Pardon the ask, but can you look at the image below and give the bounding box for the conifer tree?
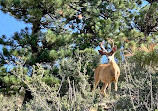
[0,1,158,110]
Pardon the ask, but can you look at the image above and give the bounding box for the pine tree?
[0,0,158,110]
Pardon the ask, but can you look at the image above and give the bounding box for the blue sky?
[0,10,32,53]
[0,10,108,63]
[0,0,149,36]
[0,10,32,37]
[0,0,149,38]
[0,1,149,64]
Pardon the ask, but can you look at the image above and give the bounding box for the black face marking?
[98,49,115,56]
[98,50,106,55]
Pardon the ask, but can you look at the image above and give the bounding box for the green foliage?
[130,50,158,67]
[117,61,158,110]
[0,50,158,110]
[0,94,17,110]
[49,49,58,60]
[42,75,60,86]
[0,0,158,110]
[115,96,133,110]
[2,46,10,56]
